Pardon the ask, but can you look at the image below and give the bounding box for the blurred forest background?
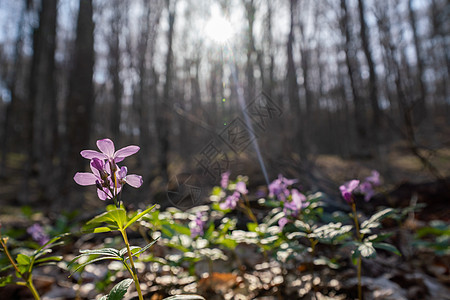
[0,0,449,211]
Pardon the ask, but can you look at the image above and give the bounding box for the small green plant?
[71,138,204,300]
[0,228,68,300]
[339,172,401,300]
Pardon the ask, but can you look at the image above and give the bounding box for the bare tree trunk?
[109,0,123,141]
[357,0,381,145]
[26,0,58,203]
[0,2,27,179]
[244,0,256,102]
[266,0,275,100]
[408,0,427,123]
[156,0,177,182]
[286,0,303,156]
[63,0,95,208]
[340,0,368,153]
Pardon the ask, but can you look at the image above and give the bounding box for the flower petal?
[118,166,128,179]
[235,181,248,195]
[347,180,360,192]
[89,162,101,178]
[97,139,115,158]
[80,150,107,160]
[125,174,143,188]
[114,145,140,160]
[97,188,108,200]
[74,172,97,186]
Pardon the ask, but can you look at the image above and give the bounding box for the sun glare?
[205,15,233,44]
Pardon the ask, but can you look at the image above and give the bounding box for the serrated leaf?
[163,295,206,300]
[108,278,134,300]
[124,205,156,230]
[373,242,401,256]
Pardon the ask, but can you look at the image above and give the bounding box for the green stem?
[0,237,40,300]
[351,202,362,300]
[26,276,40,300]
[242,195,258,224]
[120,229,143,300]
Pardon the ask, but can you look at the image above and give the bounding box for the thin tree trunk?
[358,0,381,143]
[408,0,427,123]
[64,0,95,208]
[341,0,367,152]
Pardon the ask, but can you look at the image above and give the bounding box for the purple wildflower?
[80,138,140,164]
[235,181,248,195]
[358,181,375,202]
[117,166,143,188]
[220,191,240,210]
[221,171,230,189]
[74,159,116,200]
[74,139,143,202]
[190,212,205,238]
[269,174,297,201]
[27,224,49,246]
[365,170,381,186]
[278,217,289,230]
[339,180,360,203]
[284,189,307,217]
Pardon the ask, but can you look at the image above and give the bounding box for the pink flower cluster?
[74,139,143,201]
[269,175,308,230]
[190,212,206,238]
[339,170,381,203]
[219,172,248,210]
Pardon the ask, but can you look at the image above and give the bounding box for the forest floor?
[0,140,450,299]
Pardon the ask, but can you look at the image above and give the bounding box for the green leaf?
[126,239,159,260]
[366,232,394,243]
[119,246,141,258]
[69,256,122,275]
[170,223,191,236]
[34,256,63,265]
[361,208,394,229]
[85,209,127,232]
[34,233,69,258]
[124,205,156,230]
[0,275,13,287]
[358,242,376,258]
[79,248,121,257]
[373,242,401,256]
[247,222,258,232]
[16,253,31,265]
[69,248,121,267]
[16,253,31,274]
[108,278,134,300]
[163,295,206,300]
[93,227,114,233]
